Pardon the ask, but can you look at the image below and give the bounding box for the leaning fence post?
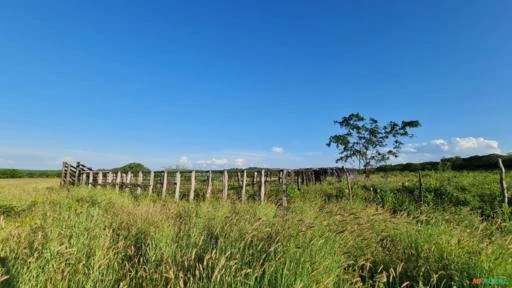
[242,170,247,203]
[260,169,266,203]
[223,170,228,201]
[148,171,154,195]
[162,171,168,198]
[65,163,71,188]
[189,171,195,202]
[498,158,508,208]
[60,161,67,187]
[206,170,212,200]
[174,171,180,201]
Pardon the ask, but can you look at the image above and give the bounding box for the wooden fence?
[60,161,349,205]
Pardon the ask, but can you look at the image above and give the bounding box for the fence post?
[60,161,67,187]
[74,161,81,187]
[81,173,86,186]
[418,171,424,205]
[65,163,71,188]
[237,170,242,186]
[260,169,265,203]
[88,171,93,189]
[498,158,508,208]
[343,167,352,203]
[125,172,132,192]
[206,170,212,200]
[162,171,168,198]
[282,169,288,208]
[190,171,195,202]
[97,171,103,188]
[115,171,121,192]
[297,170,302,192]
[175,171,180,201]
[242,170,247,203]
[106,172,112,186]
[223,170,228,201]
[137,171,143,195]
[253,171,257,189]
[149,171,154,195]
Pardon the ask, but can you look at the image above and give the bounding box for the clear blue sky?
[1,1,511,169]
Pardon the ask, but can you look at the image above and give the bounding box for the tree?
[112,162,150,173]
[326,113,421,176]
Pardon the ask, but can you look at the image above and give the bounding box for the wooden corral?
[60,161,353,205]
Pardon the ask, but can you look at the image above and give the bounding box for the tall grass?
[0,175,511,287]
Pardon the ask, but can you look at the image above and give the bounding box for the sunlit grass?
[0,176,511,287]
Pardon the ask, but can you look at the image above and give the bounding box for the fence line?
[60,161,348,204]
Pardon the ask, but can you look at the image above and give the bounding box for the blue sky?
[1,1,511,170]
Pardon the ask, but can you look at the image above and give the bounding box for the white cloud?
[196,158,228,165]
[452,137,499,152]
[430,139,449,151]
[233,158,246,167]
[397,136,502,163]
[271,146,284,153]
[179,156,190,166]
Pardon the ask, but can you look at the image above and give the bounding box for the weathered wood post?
[281,169,288,208]
[189,171,195,202]
[252,171,257,190]
[125,172,132,192]
[65,163,71,188]
[148,171,154,195]
[97,171,103,188]
[242,170,247,203]
[107,172,113,186]
[174,171,180,201]
[297,170,302,192]
[74,161,81,187]
[115,171,121,192]
[60,161,67,187]
[418,171,424,205]
[223,170,228,201]
[81,173,87,186]
[343,166,353,203]
[162,170,168,198]
[237,170,242,186]
[88,171,93,189]
[206,170,212,200]
[137,171,143,195]
[260,169,265,203]
[498,158,508,208]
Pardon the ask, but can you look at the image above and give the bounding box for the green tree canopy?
[112,162,150,173]
[326,113,421,175]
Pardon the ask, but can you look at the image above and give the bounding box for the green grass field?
[1,173,511,287]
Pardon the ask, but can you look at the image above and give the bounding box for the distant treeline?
[0,169,61,179]
[377,154,512,172]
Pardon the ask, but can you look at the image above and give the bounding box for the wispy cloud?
[271,146,284,153]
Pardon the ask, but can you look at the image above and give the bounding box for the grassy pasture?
[0,173,511,287]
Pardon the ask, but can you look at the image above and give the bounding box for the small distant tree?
[326,113,421,176]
